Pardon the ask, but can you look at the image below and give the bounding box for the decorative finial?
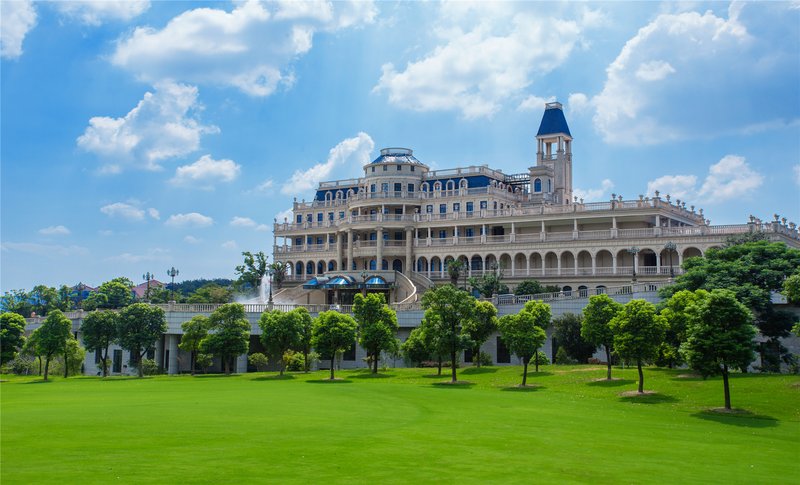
[654,190,660,197]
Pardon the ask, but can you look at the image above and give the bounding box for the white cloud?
[184,235,201,244]
[38,225,70,236]
[248,178,274,195]
[567,92,590,116]
[77,81,218,172]
[165,212,214,228]
[148,208,160,220]
[230,216,257,228]
[171,154,240,189]
[275,208,293,222]
[221,240,238,250]
[1,242,88,257]
[106,247,170,264]
[1,0,37,59]
[646,155,763,203]
[111,1,376,96]
[100,202,146,221]
[374,7,585,119]
[589,4,800,144]
[574,179,614,202]
[517,95,555,112]
[282,132,374,195]
[56,1,149,26]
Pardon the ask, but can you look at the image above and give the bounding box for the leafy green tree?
[56,337,85,378]
[248,352,269,372]
[421,284,476,383]
[402,326,432,367]
[259,309,302,375]
[118,303,167,377]
[312,310,358,380]
[581,294,623,380]
[201,303,250,375]
[609,300,667,394]
[552,313,595,363]
[292,307,314,372]
[84,277,134,310]
[32,310,72,380]
[81,311,119,377]
[1,312,27,364]
[187,284,233,304]
[0,289,33,317]
[353,293,399,374]
[235,251,269,293]
[469,266,509,298]
[446,259,466,286]
[30,285,59,316]
[784,274,800,304]
[180,315,210,375]
[498,312,547,386]
[21,330,43,375]
[681,289,757,410]
[462,300,498,367]
[514,280,561,296]
[269,262,288,290]
[196,353,213,373]
[518,300,552,372]
[656,290,703,368]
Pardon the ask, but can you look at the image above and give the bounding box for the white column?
[154,336,164,370]
[405,228,413,274]
[526,256,531,276]
[168,334,178,375]
[656,252,661,274]
[335,232,342,271]
[376,227,384,270]
[236,354,248,374]
[346,229,354,271]
[591,253,596,276]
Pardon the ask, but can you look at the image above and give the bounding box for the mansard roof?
[536,102,571,137]
[370,147,426,166]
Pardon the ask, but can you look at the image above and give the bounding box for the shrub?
[476,351,492,366]
[5,356,36,375]
[139,358,159,376]
[533,351,550,366]
[248,352,269,372]
[555,347,576,365]
[284,350,319,371]
[196,353,213,373]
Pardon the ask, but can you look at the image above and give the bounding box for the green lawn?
[2,366,798,484]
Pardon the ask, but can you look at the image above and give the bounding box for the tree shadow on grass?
[692,410,778,428]
[253,374,295,381]
[430,381,475,389]
[461,367,498,375]
[193,374,238,378]
[306,378,353,384]
[618,392,680,404]
[586,378,635,387]
[525,371,553,377]
[22,379,53,384]
[350,372,395,379]
[422,373,448,379]
[500,384,545,392]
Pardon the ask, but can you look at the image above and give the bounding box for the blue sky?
[2,0,799,292]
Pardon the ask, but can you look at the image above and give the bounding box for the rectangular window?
[129,350,140,366]
[295,237,302,246]
[95,349,102,364]
[307,236,314,244]
[316,237,323,245]
[306,214,312,222]
[439,204,446,214]
[408,183,415,193]
[381,183,389,192]
[395,208,402,215]
[397,164,402,171]
[465,228,474,237]
[439,230,447,239]
[352,210,358,217]
[453,203,460,212]
[329,235,335,243]
[464,348,473,363]
[317,213,323,222]
[296,214,302,223]
[339,211,345,219]
[426,205,433,213]
[370,184,376,193]
[394,183,402,192]
[370,232,377,241]
[343,341,357,361]
[466,202,474,212]
[496,336,511,364]
[371,166,375,173]
[383,165,388,171]
[113,349,122,373]
[328,212,334,221]
[480,201,488,209]
[410,165,415,172]
[395,231,403,240]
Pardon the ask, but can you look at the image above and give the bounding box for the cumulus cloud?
[111,1,376,96]
[230,216,269,231]
[517,95,556,112]
[589,3,800,144]
[77,81,218,172]
[374,6,589,119]
[100,202,145,221]
[221,240,238,250]
[574,179,614,202]
[184,235,201,244]
[646,155,763,203]
[38,225,70,236]
[171,155,240,189]
[148,208,160,220]
[1,242,88,257]
[567,92,590,116]
[275,208,293,222]
[1,0,37,59]
[165,212,214,228]
[282,132,374,195]
[56,1,149,26]
[247,178,274,195]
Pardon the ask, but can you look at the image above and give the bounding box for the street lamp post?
[267,268,275,309]
[142,271,153,302]
[627,246,640,284]
[664,242,677,281]
[167,266,180,302]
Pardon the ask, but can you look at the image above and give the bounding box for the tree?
[552,313,595,363]
[187,284,233,304]
[784,273,800,304]
[514,280,560,296]
[179,315,210,375]
[681,289,757,410]
[609,299,667,394]
[446,259,466,286]
[312,310,358,380]
[30,285,62,316]
[469,266,509,298]
[81,311,119,377]
[517,300,552,372]
[235,251,269,293]
[402,326,432,367]
[581,294,623,380]
[202,303,250,375]
[657,290,704,369]
[421,284,475,383]
[1,312,27,364]
[498,309,548,385]
[84,277,134,310]
[57,337,85,378]
[353,293,399,373]
[248,352,269,372]
[118,303,167,378]
[1,289,33,317]
[269,261,288,290]
[294,307,314,372]
[462,300,498,367]
[32,310,72,380]
[259,309,302,375]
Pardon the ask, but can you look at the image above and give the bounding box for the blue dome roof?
[370,147,425,165]
[536,102,571,137]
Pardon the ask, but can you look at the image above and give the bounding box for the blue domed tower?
[529,102,573,205]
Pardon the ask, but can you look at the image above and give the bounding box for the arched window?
[596,285,606,294]
[328,261,335,271]
[460,179,468,189]
[369,260,377,270]
[562,285,572,296]
[382,259,389,270]
[306,262,314,275]
[578,285,588,297]
[317,261,325,274]
[434,181,442,191]
[295,262,303,275]
[422,182,429,192]
[336,191,342,200]
[548,179,552,192]
[392,259,403,272]
[446,180,455,191]
[534,178,542,192]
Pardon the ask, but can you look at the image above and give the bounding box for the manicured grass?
[2,366,798,484]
